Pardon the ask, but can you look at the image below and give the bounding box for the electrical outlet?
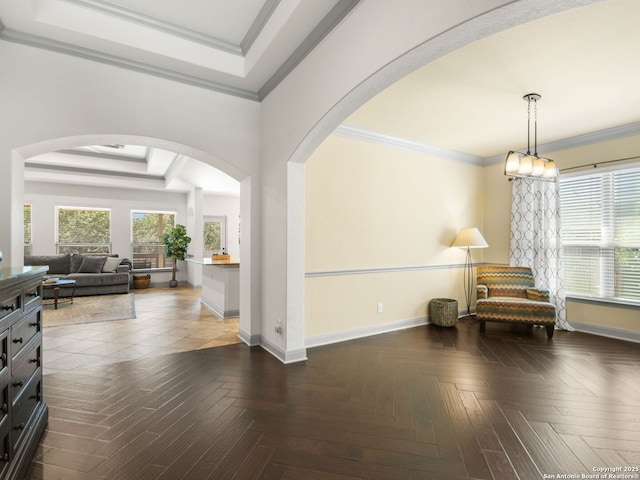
[377,303,383,313]
[274,326,283,334]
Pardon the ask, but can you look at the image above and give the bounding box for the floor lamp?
[451,227,488,318]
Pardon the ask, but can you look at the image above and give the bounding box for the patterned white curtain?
[510,177,572,330]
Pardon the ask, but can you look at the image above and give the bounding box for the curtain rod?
[560,155,640,172]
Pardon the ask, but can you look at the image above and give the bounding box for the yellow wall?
[482,162,511,264]
[305,135,486,342]
[306,132,640,344]
[568,300,639,332]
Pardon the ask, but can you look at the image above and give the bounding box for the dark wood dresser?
[0,266,48,480]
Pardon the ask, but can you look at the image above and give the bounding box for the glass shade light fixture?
[504,93,558,181]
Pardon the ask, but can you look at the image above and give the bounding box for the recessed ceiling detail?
[0,0,360,100]
[25,145,241,196]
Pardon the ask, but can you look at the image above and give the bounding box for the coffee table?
[43,279,77,309]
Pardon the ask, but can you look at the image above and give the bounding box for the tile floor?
[41,286,240,375]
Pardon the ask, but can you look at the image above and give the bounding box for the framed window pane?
[560,166,640,303]
[562,246,601,297]
[131,211,175,269]
[57,207,111,254]
[615,247,640,300]
[24,204,32,256]
[204,216,226,256]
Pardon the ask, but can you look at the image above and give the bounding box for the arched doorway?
[16,133,257,347]
[280,0,603,359]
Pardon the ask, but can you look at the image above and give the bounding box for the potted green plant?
[162,224,191,288]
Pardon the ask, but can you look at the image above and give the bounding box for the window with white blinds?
[559,166,640,303]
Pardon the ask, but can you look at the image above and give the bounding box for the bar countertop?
[0,265,49,286]
[186,258,240,267]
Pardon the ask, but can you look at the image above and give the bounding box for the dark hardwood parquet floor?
[26,313,640,479]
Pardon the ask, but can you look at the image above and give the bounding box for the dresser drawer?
[0,331,8,428]
[0,382,8,426]
[0,289,21,331]
[11,369,41,451]
[0,329,8,377]
[0,414,10,469]
[10,309,41,359]
[11,338,40,400]
[22,280,42,314]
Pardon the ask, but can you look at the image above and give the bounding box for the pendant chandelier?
[504,93,558,180]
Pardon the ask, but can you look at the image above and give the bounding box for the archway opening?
[18,133,256,365]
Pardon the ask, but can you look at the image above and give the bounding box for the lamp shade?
[451,227,488,248]
[543,159,558,177]
[505,151,520,174]
[518,155,534,174]
[531,156,545,176]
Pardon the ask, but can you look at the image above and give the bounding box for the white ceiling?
[3,0,640,193]
[0,0,356,195]
[346,0,640,163]
[0,0,355,99]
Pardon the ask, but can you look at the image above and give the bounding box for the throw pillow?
[70,254,85,273]
[78,256,107,273]
[102,256,122,273]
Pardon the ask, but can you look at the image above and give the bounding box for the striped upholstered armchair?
[476,265,556,338]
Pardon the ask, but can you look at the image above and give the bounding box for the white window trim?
[203,215,227,256]
[130,209,177,270]
[55,205,112,254]
[560,162,640,307]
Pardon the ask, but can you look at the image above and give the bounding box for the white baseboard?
[305,315,429,349]
[237,328,260,346]
[243,317,639,365]
[260,337,308,364]
[237,329,308,363]
[200,298,239,319]
[570,321,640,344]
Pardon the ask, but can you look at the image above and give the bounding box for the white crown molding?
[334,124,486,165]
[258,0,360,100]
[483,121,640,166]
[57,149,147,163]
[62,0,242,54]
[65,0,285,57]
[0,28,259,101]
[241,0,280,55]
[24,162,161,181]
[339,121,640,167]
[539,121,640,155]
